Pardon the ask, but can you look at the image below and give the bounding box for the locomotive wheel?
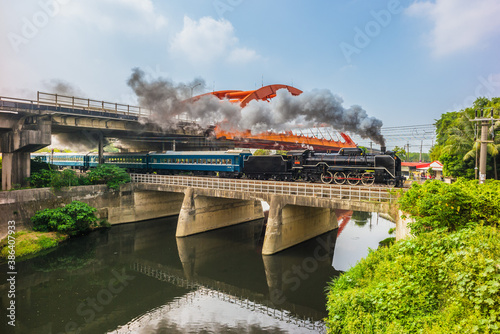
[361,172,375,186]
[321,171,334,184]
[347,172,360,185]
[333,172,346,185]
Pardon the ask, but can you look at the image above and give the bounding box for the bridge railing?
[0,96,40,112]
[37,91,151,117]
[36,91,199,122]
[130,173,397,203]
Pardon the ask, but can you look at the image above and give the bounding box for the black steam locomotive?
[243,147,404,187]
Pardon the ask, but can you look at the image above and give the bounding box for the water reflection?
[0,209,393,334]
[332,212,394,272]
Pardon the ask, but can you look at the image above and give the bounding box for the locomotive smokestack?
[381,146,386,154]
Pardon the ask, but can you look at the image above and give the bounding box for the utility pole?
[472,109,494,184]
[406,142,410,162]
[419,140,423,162]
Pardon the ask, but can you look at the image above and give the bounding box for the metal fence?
[130,173,397,203]
[37,91,150,117]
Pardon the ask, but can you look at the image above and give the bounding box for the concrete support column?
[176,187,264,237]
[1,117,51,190]
[1,152,30,190]
[98,132,104,164]
[107,184,184,224]
[262,196,338,255]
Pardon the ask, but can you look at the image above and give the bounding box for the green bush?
[87,164,131,190]
[326,225,500,334]
[28,169,56,188]
[51,169,78,189]
[28,164,129,190]
[398,179,500,235]
[31,157,53,174]
[31,201,98,236]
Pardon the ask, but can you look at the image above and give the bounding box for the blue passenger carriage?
[101,153,148,171]
[148,150,251,177]
[31,152,86,169]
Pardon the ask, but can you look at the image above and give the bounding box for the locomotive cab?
[286,150,309,168]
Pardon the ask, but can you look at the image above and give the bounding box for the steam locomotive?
[243,147,404,186]
[31,147,404,187]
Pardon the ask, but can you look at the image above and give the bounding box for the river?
[1,210,393,334]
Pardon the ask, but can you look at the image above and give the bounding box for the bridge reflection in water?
[0,209,374,333]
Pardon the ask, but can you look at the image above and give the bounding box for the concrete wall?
[395,210,412,241]
[0,184,184,240]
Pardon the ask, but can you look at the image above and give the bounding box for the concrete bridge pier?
[262,196,339,255]
[1,116,51,190]
[176,187,264,237]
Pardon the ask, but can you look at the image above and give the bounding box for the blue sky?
[1,0,499,135]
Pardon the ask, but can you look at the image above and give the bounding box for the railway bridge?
[0,92,220,190]
[128,174,396,255]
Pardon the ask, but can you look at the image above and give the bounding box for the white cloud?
[227,47,260,64]
[406,0,500,57]
[170,16,260,64]
[60,0,166,33]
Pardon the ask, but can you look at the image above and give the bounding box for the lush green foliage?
[86,164,131,189]
[326,225,500,334]
[432,97,499,179]
[31,201,99,236]
[30,157,53,173]
[392,146,430,162]
[28,164,129,190]
[28,169,56,188]
[398,179,500,235]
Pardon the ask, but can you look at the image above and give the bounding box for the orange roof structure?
[194,84,303,107]
[195,84,357,152]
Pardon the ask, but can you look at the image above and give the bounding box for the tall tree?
[432,97,499,179]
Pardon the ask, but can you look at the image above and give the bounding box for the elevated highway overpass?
[0,92,231,189]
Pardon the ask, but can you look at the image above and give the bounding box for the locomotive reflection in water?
[31,146,404,187]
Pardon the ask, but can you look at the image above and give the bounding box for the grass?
[0,231,68,261]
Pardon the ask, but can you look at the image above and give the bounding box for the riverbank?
[0,231,68,262]
[326,225,500,333]
[325,180,500,333]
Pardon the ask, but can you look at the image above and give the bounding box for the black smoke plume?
[127,68,240,129]
[43,79,86,97]
[127,68,385,146]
